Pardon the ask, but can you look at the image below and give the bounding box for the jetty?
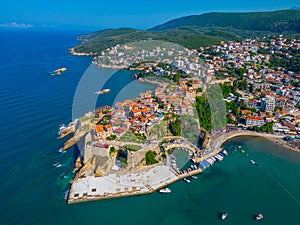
[58,126,75,139]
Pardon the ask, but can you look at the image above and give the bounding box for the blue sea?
[0,30,300,225]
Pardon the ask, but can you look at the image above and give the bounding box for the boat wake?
[58,148,66,154]
[53,162,63,168]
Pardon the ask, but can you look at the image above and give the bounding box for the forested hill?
[151,10,300,32]
[73,10,300,54]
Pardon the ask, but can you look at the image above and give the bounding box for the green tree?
[274,106,282,112]
[145,151,158,165]
[110,147,115,153]
[236,107,241,117]
[239,78,248,90]
[233,80,238,92]
[173,73,181,84]
[249,83,254,93]
[169,117,182,136]
[196,87,203,92]
[261,122,274,133]
[239,99,246,109]
[121,158,128,167]
[186,80,193,87]
[195,95,212,131]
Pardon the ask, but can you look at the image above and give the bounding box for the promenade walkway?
[68,163,178,203]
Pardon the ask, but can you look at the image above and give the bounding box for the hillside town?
[92,40,203,76]
[94,35,300,137]
[198,35,300,135]
[63,35,300,174]
[61,35,300,203]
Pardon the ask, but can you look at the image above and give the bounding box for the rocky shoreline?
[69,48,96,56]
[267,137,300,153]
[136,77,166,86]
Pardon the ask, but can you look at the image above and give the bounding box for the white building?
[262,97,275,112]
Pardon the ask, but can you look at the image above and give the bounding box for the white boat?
[250,160,257,165]
[191,175,197,179]
[53,162,60,166]
[53,162,62,168]
[95,88,111,95]
[206,158,214,165]
[215,154,223,161]
[183,178,191,183]
[159,188,171,193]
[222,149,228,156]
[58,124,66,135]
[190,165,197,170]
[221,212,228,220]
[255,213,264,220]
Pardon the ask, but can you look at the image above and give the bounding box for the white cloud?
[0,22,34,28]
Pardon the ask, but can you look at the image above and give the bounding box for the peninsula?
[60,11,300,203]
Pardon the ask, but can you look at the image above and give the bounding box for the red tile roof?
[93,143,109,148]
[246,116,264,121]
[131,108,141,113]
[95,125,104,133]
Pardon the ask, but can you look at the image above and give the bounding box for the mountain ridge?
[73,10,300,54]
[150,10,300,32]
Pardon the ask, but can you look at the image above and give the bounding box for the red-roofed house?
[129,108,141,118]
[115,127,126,134]
[246,116,265,127]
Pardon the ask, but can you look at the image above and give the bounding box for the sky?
[0,0,299,31]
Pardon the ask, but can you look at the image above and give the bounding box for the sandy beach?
[213,131,300,154]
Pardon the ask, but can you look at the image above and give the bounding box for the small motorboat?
[183,178,191,183]
[95,88,111,95]
[53,162,62,168]
[190,165,197,170]
[159,188,171,193]
[221,212,228,220]
[255,213,264,220]
[58,124,66,135]
[250,160,258,165]
[58,148,66,153]
[222,149,228,156]
[191,175,198,179]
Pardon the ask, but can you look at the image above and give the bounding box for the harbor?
[62,119,290,204]
[67,143,229,203]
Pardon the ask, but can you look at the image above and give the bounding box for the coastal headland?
[62,115,290,204]
[62,33,300,204]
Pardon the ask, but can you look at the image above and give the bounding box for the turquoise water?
[0,31,300,225]
[172,148,190,169]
